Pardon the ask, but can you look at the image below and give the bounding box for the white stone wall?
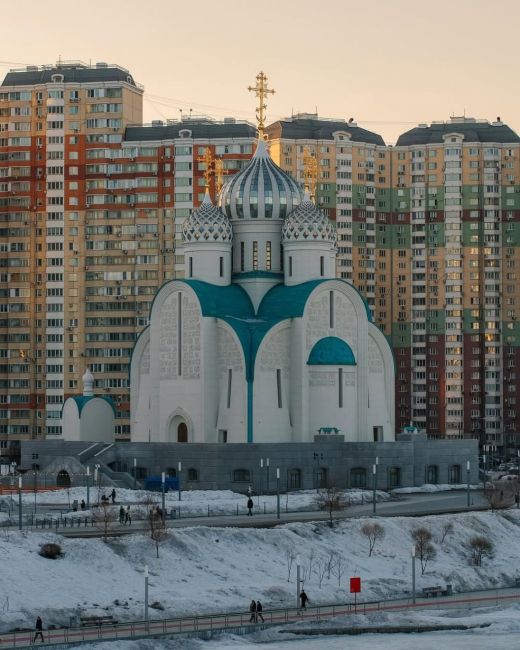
[307,367,358,439]
[215,324,247,442]
[62,398,114,443]
[254,325,292,441]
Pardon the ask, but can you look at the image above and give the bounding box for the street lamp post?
[18,475,22,530]
[296,554,301,608]
[466,460,471,508]
[372,456,379,515]
[266,458,270,494]
[178,461,182,502]
[133,457,137,491]
[161,471,166,521]
[86,466,90,510]
[144,565,149,630]
[33,470,37,515]
[276,467,280,519]
[411,545,416,605]
[260,458,264,494]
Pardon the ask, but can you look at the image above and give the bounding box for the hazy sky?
[2,0,519,143]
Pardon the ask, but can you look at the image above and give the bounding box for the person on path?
[33,616,44,643]
[125,505,132,525]
[119,505,125,525]
[249,599,257,623]
[110,488,116,504]
[247,497,254,516]
[300,589,309,609]
[256,600,264,623]
[80,499,86,511]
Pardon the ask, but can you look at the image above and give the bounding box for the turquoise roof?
[307,337,356,366]
[61,395,116,418]
[257,279,373,322]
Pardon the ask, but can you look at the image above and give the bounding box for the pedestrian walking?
[119,505,125,525]
[247,497,254,516]
[256,600,264,622]
[300,589,309,609]
[125,505,132,525]
[110,488,116,504]
[33,616,44,643]
[80,499,86,511]
[249,599,257,623]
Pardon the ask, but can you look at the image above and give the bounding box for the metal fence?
[1,589,520,649]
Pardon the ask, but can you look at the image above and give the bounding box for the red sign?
[350,577,361,593]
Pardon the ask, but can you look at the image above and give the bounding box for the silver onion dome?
[219,139,303,220]
[282,190,336,244]
[182,192,233,243]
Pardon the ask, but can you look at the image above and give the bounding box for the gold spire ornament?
[214,157,230,194]
[248,71,275,139]
[197,147,215,192]
[302,146,318,199]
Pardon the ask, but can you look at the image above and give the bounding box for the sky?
[1,0,519,143]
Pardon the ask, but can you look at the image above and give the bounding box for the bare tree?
[412,527,436,575]
[141,496,169,558]
[285,549,295,582]
[360,522,385,556]
[510,478,520,509]
[315,557,328,588]
[93,501,117,541]
[315,487,347,528]
[326,551,335,580]
[483,481,511,512]
[331,553,345,587]
[469,536,494,567]
[439,521,454,545]
[149,510,168,558]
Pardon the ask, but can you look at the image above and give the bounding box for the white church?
[128,138,395,445]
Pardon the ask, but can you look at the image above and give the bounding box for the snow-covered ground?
[392,483,480,494]
[1,486,392,517]
[1,504,520,637]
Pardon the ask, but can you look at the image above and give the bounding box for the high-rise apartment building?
[2,62,519,454]
[0,62,255,448]
[267,114,520,453]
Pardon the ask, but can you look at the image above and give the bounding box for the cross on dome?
[248,71,275,140]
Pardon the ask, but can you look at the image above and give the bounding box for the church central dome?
[219,139,303,220]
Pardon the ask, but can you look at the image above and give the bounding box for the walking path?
[1,586,519,649]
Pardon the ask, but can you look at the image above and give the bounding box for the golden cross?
[248,71,275,139]
[302,146,318,198]
[214,157,230,194]
[197,147,215,190]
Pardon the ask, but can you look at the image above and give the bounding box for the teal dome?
[307,337,356,366]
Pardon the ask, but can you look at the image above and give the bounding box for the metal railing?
[1,588,520,649]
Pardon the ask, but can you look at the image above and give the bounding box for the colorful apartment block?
[1,62,519,454]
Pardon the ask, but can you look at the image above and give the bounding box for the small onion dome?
[182,192,233,243]
[82,368,94,396]
[219,138,303,220]
[282,189,336,244]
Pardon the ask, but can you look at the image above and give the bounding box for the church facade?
[130,139,395,445]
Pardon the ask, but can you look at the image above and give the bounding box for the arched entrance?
[177,422,188,443]
[57,469,71,488]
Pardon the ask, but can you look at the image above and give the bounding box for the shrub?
[38,543,63,559]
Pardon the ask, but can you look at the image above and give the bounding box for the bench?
[80,615,118,627]
[422,586,444,598]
